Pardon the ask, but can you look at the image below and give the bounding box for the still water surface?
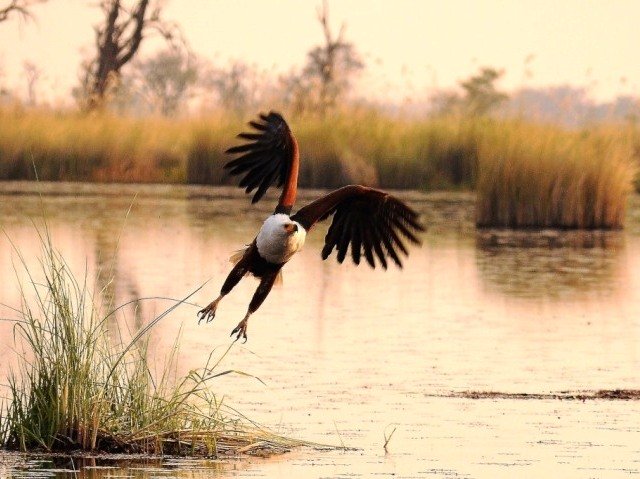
[0,182,639,478]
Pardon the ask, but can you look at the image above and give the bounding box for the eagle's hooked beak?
[283,223,298,234]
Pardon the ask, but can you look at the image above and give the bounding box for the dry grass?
[0,106,236,183]
[475,122,637,228]
[0,107,484,189]
[1,105,638,228]
[0,105,481,189]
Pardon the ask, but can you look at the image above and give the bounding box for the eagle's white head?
[256,214,306,264]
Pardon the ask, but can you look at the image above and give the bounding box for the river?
[0,182,638,478]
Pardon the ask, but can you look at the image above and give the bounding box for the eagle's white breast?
[256,214,306,264]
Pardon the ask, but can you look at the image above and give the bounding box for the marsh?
[0,182,638,478]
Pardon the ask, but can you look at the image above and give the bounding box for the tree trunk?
[86,0,150,110]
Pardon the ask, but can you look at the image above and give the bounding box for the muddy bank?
[432,389,640,401]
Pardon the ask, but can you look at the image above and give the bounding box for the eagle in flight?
[198,112,424,341]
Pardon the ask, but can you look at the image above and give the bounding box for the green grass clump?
[0,229,301,456]
[475,122,637,228]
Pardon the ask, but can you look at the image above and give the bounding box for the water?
[0,182,639,478]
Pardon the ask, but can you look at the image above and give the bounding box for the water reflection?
[1,454,229,478]
[1,183,639,478]
[93,215,145,330]
[475,229,625,299]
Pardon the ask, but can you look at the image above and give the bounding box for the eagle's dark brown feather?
[224,111,298,209]
[291,185,424,269]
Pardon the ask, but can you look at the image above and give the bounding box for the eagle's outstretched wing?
[291,185,424,269]
[224,111,299,212]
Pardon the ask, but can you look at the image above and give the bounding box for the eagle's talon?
[198,297,221,325]
[231,319,249,342]
[197,309,214,324]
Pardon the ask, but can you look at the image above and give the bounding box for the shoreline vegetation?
[0,227,308,457]
[0,105,637,228]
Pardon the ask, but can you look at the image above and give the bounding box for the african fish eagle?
[197,112,424,341]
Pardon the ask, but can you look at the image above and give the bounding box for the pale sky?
[0,0,638,105]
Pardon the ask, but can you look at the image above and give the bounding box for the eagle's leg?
[198,260,248,324]
[231,269,280,342]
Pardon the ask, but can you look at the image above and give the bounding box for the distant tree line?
[0,0,366,116]
[0,0,638,125]
[86,0,364,117]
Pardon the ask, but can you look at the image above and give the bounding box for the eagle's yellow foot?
[198,296,221,324]
[231,315,250,343]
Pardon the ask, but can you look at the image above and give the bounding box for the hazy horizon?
[0,0,638,106]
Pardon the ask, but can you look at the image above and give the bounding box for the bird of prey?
[197,112,424,341]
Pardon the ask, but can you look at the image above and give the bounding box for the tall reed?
[1,105,638,228]
[475,122,637,228]
[1,227,301,456]
[0,105,482,189]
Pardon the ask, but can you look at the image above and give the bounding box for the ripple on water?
[0,184,639,478]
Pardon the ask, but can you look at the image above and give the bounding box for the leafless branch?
[81,0,185,110]
[0,0,45,23]
[292,0,363,115]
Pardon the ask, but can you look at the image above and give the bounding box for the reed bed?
[0,106,236,184]
[0,228,304,456]
[0,105,480,189]
[475,122,637,228]
[1,105,638,228]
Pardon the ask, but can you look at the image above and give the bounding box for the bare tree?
[204,61,262,114]
[23,60,41,105]
[0,64,8,99]
[0,0,45,23]
[134,48,197,115]
[280,1,363,115]
[308,1,363,112]
[81,0,182,110]
[278,69,314,115]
